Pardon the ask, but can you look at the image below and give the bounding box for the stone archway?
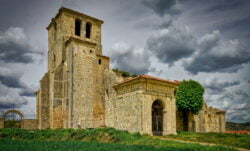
[3,109,24,128]
[152,100,163,136]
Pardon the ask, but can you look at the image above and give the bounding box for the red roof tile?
[115,74,179,86]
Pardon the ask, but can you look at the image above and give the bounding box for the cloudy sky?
[0,0,249,123]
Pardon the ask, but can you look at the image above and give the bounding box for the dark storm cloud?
[0,74,25,88]
[216,89,250,122]
[203,0,243,12]
[141,0,187,28]
[234,90,249,99]
[0,27,42,63]
[228,111,250,122]
[142,0,250,75]
[0,42,33,63]
[0,97,28,112]
[203,78,240,94]
[146,26,196,65]
[109,42,150,74]
[0,26,41,111]
[183,0,250,40]
[0,83,28,112]
[19,87,36,97]
[142,0,184,16]
[219,90,250,111]
[184,30,250,74]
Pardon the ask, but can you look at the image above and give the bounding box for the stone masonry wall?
[204,108,225,132]
[47,9,103,71]
[92,55,109,128]
[65,43,73,128]
[70,41,95,129]
[42,8,104,129]
[113,78,177,135]
[176,103,225,133]
[39,72,50,129]
[0,118,3,128]
[114,91,143,132]
[52,64,65,128]
[104,70,126,128]
[21,119,38,130]
[35,90,41,128]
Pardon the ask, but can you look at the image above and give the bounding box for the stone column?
[220,113,226,132]
[163,96,177,135]
[162,103,168,135]
[141,94,153,135]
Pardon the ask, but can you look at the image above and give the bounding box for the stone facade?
[0,110,38,129]
[0,118,3,128]
[35,7,226,135]
[109,75,178,135]
[21,119,38,130]
[176,103,226,133]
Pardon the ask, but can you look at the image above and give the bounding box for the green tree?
[176,80,205,114]
[175,80,205,131]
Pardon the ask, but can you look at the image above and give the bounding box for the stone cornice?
[96,54,110,60]
[47,7,104,30]
[114,75,178,89]
[65,37,97,47]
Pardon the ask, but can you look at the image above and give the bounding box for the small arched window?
[86,22,92,38]
[54,22,57,41]
[53,54,56,63]
[98,59,102,65]
[75,19,81,36]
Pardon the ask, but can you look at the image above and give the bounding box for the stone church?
[35,7,225,135]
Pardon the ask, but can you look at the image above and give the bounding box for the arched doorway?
[152,100,163,136]
[3,110,24,128]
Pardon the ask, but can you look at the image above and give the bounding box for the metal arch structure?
[2,109,24,121]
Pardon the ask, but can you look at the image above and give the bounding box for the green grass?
[163,131,250,149]
[0,139,179,151]
[0,128,236,151]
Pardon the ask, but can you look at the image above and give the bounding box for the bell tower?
[47,7,104,71]
[45,7,110,129]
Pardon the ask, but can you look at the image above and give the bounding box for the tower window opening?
[53,54,56,63]
[86,22,91,38]
[54,22,57,41]
[75,19,81,36]
[98,59,102,65]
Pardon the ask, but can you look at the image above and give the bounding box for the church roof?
[115,74,179,87]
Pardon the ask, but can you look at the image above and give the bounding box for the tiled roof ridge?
[115,74,179,86]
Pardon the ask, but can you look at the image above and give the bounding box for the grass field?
[163,131,250,149]
[0,139,235,151]
[0,128,237,151]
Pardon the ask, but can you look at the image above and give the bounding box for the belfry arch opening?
[54,22,57,41]
[75,19,81,36]
[86,22,91,38]
[152,100,163,136]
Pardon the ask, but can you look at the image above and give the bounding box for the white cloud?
[108,41,151,74]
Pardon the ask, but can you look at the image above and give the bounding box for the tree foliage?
[175,80,205,114]
[112,68,137,77]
